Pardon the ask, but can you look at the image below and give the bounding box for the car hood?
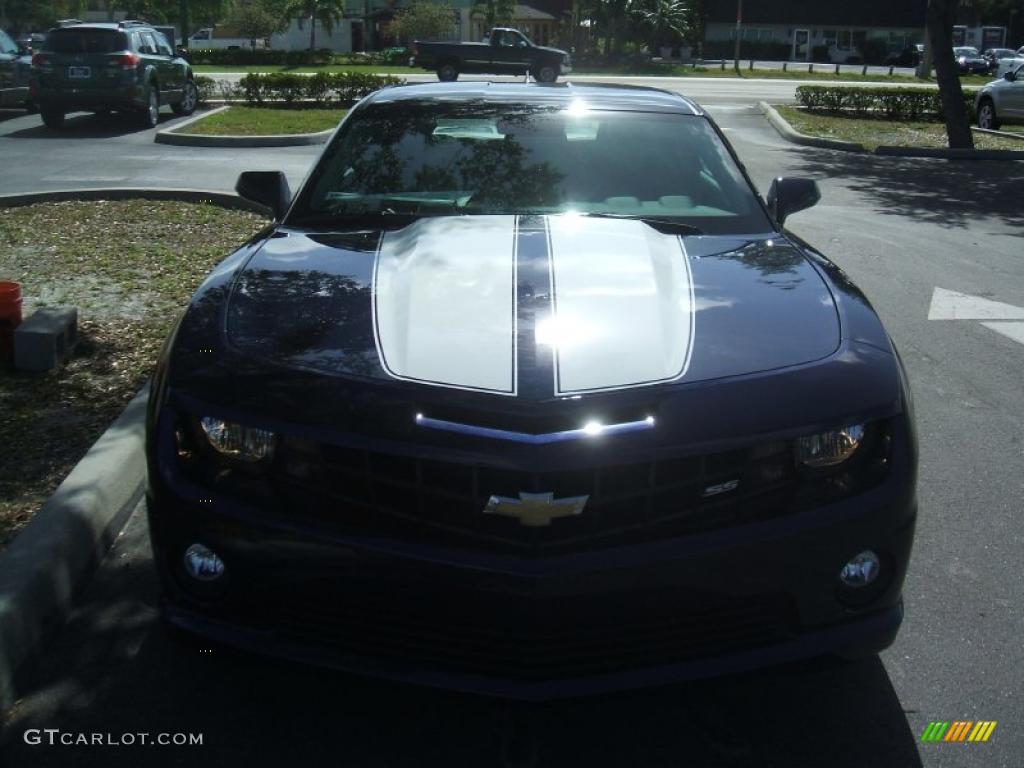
[222,216,840,399]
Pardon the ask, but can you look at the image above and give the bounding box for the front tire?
[977,99,1000,130]
[534,64,558,83]
[171,79,198,116]
[139,84,159,128]
[40,107,64,129]
[436,62,459,82]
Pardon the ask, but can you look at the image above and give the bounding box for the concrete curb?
[0,388,148,709]
[971,126,1024,141]
[155,105,334,147]
[0,187,272,218]
[0,187,272,710]
[760,101,1024,160]
[758,101,867,152]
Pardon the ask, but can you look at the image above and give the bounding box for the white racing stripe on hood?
[373,215,518,394]
[545,215,694,395]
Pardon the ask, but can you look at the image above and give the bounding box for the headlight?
[198,416,276,462]
[796,424,865,467]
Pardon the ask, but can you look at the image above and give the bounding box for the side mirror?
[766,177,820,226]
[1005,70,1016,81]
[236,171,291,219]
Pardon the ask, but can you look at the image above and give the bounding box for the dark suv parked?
[0,28,32,109]
[30,20,197,129]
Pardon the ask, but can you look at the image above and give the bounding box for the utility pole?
[733,0,742,73]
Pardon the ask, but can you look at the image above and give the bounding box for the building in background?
[702,0,931,63]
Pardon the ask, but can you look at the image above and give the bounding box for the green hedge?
[183,47,410,67]
[185,48,335,66]
[237,72,405,105]
[795,85,979,121]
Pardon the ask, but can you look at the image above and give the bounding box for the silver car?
[975,63,1024,130]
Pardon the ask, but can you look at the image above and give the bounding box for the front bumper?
[561,61,572,74]
[148,423,916,699]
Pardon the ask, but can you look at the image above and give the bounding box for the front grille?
[274,437,800,554]
[257,579,796,680]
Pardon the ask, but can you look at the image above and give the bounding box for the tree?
[282,0,348,51]
[926,0,974,148]
[110,0,167,22]
[472,0,515,34]
[388,2,457,43]
[227,0,284,48]
[1,0,84,31]
[633,0,691,52]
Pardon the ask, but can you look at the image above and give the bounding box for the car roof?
[47,23,145,32]
[362,82,703,116]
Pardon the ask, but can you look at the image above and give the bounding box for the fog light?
[183,543,225,581]
[839,550,880,588]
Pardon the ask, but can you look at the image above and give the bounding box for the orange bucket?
[0,281,23,369]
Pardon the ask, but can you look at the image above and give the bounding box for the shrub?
[194,75,217,104]
[236,72,405,106]
[183,48,335,66]
[795,85,978,122]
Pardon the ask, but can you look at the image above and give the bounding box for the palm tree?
[633,0,691,54]
[283,0,347,51]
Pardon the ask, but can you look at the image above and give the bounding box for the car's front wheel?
[534,64,558,83]
[171,79,198,116]
[40,107,64,129]
[977,98,1000,130]
[436,62,459,82]
[139,84,160,128]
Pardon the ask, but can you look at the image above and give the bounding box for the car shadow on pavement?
[779,147,1024,235]
[3,111,176,139]
[0,508,922,768]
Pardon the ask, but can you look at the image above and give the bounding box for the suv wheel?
[40,108,64,130]
[977,99,1000,130]
[172,80,198,116]
[534,65,558,83]
[437,63,459,82]
[140,85,159,128]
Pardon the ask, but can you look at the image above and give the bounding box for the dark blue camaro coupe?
[146,83,917,700]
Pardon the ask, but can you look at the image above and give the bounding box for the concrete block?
[14,307,78,372]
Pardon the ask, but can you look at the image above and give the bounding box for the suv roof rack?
[118,20,150,28]
[55,19,85,27]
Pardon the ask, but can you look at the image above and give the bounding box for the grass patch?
[0,200,267,549]
[176,106,346,136]
[774,104,1024,151]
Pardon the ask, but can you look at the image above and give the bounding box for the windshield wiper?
[578,213,703,236]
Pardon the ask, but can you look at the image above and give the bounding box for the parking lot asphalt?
[1,93,1022,767]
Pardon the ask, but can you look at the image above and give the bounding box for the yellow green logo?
[921,721,997,742]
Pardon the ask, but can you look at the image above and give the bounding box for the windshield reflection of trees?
[323,103,567,213]
[228,268,377,375]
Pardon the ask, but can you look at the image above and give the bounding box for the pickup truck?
[411,28,571,83]
[187,27,267,51]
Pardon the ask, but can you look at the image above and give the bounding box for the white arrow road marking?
[980,322,1024,346]
[928,287,1024,320]
[929,287,1024,348]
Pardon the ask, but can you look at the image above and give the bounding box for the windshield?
[289,101,771,234]
[44,28,127,53]
[954,47,979,56]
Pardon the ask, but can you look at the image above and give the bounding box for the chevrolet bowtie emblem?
[483,492,589,527]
